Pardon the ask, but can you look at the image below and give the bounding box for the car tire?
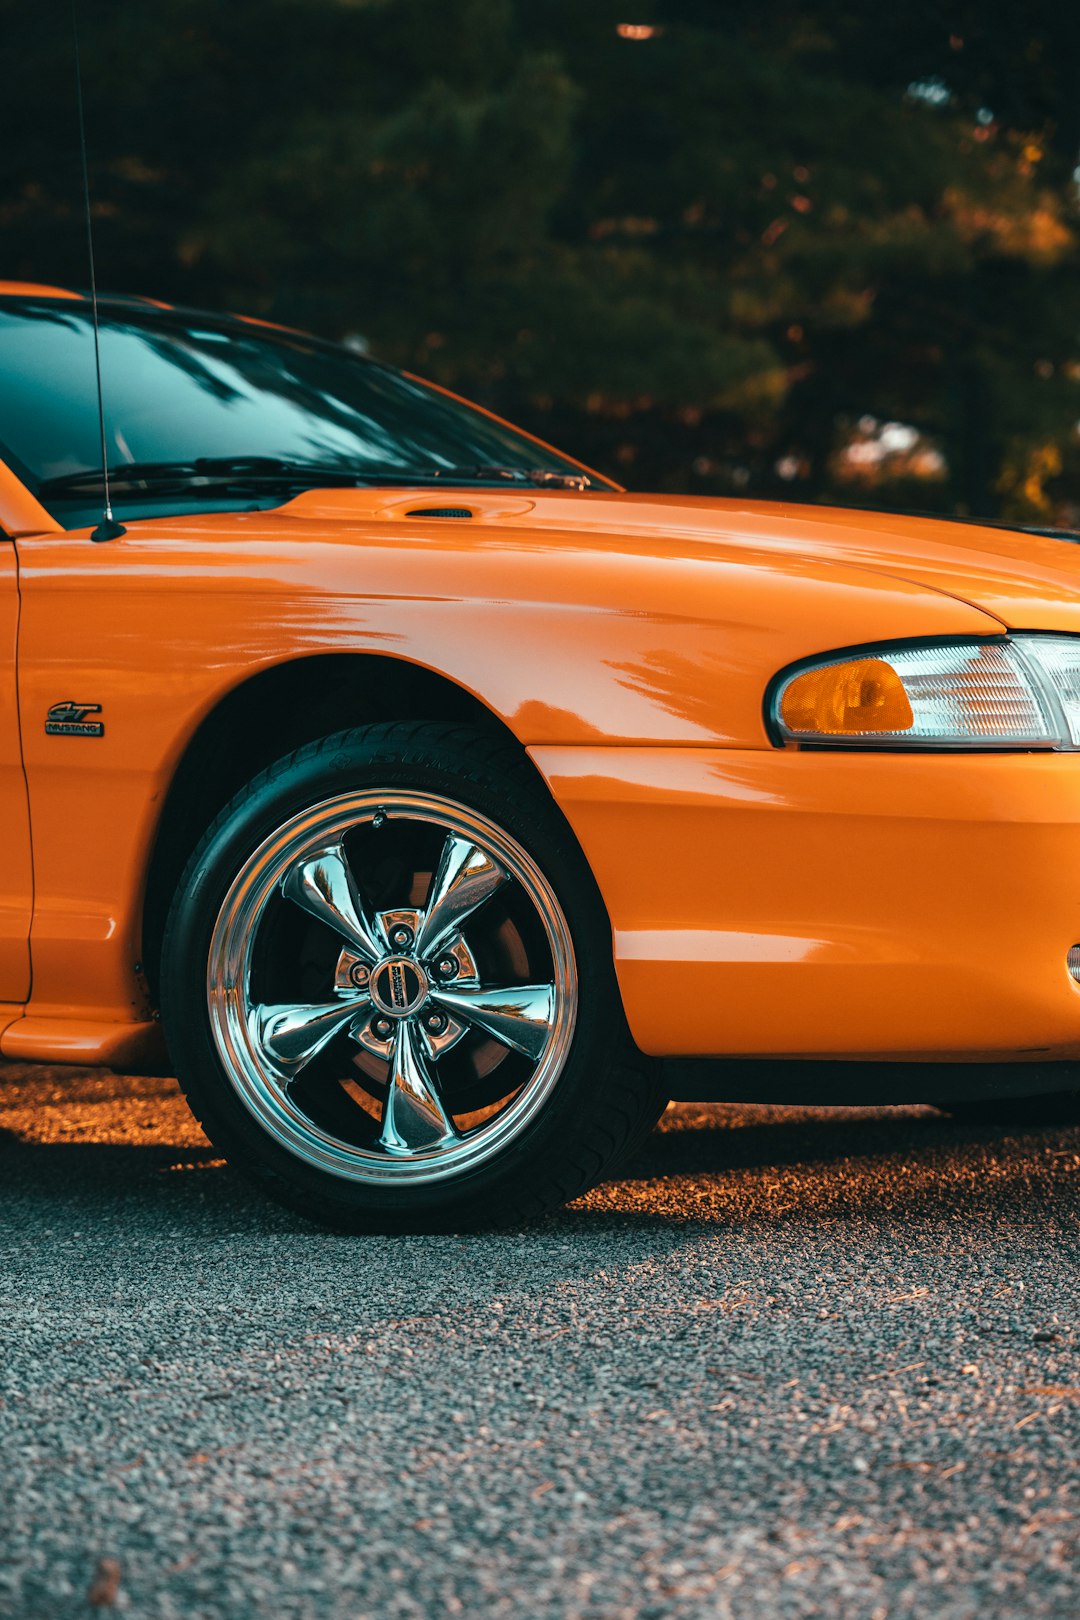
[160,722,667,1230]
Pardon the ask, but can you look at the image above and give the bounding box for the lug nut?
[435,955,459,981]
[371,1015,394,1040]
[389,925,413,950]
[349,962,370,989]
[424,1011,448,1035]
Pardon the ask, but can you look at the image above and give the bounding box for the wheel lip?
[206,789,579,1186]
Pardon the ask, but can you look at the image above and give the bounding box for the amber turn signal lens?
[780,657,915,736]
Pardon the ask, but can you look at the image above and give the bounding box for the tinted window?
[0,300,598,523]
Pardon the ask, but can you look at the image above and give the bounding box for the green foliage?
[3,0,1079,517]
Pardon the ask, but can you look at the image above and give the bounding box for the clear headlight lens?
[772,637,1080,749]
[1023,636,1080,745]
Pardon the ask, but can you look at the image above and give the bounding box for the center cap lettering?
[369,957,428,1018]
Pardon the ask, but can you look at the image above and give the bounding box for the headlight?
[770,637,1080,749]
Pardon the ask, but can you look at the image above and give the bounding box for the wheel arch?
[140,651,558,1001]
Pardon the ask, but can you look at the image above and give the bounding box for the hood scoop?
[281,488,536,521]
[404,506,474,519]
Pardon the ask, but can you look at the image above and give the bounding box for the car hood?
[650,497,1080,632]
[282,487,1080,633]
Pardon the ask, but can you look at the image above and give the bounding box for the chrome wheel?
[206,791,578,1185]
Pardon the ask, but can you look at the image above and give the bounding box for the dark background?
[4,0,1079,521]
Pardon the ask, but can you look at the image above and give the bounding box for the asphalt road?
[0,1064,1077,1620]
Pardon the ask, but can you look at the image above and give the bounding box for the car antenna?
[71,1,125,543]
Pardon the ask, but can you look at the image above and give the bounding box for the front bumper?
[531,746,1080,1063]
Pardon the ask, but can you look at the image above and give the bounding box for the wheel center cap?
[369,957,428,1018]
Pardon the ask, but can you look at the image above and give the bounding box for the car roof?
[0,281,309,341]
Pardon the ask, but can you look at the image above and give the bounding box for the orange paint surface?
[4,295,1080,1069]
[535,746,1080,1059]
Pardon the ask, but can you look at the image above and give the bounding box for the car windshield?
[0,299,604,525]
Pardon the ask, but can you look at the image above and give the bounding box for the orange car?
[1,282,1078,1228]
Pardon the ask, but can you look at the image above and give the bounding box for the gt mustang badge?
[45,700,104,738]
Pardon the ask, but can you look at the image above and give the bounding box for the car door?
[0,534,32,1002]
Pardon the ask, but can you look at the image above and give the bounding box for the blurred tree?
[1,0,1078,519]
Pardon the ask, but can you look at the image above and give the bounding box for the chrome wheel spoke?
[253,995,369,1077]
[280,844,383,962]
[380,1019,460,1154]
[428,982,556,1060]
[210,791,577,1186]
[415,834,507,956]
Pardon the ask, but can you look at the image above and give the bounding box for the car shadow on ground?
[2,1098,1076,1237]
[623,1103,1030,1176]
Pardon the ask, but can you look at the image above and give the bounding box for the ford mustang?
[1,280,1078,1229]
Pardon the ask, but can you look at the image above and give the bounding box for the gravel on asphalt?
[0,1063,1077,1619]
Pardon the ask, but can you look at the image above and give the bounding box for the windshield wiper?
[39,457,594,496]
[423,465,592,489]
[38,457,383,494]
